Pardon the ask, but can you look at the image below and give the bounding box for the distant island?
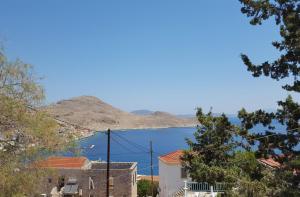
[45,96,197,138]
[132,110,197,119]
[131,109,156,116]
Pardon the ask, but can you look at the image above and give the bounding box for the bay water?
[74,117,286,175]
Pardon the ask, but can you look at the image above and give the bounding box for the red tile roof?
[159,150,184,165]
[258,157,281,169]
[159,150,283,169]
[36,156,88,169]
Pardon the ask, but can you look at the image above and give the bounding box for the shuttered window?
[89,177,95,190]
[181,167,187,179]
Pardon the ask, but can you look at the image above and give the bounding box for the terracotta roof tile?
[159,150,184,165]
[258,157,281,169]
[36,156,88,169]
[160,150,284,169]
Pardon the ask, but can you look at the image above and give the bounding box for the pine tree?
[181,110,271,196]
[182,109,238,184]
[238,0,300,195]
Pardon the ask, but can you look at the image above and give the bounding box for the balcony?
[173,181,228,197]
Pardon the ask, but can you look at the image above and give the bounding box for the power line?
[110,135,143,155]
[85,152,147,156]
[111,131,184,161]
[106,129,110,197]
[109,130,227,161]
[112,132,186,161]
[231,127,300,145]
[112,132,150,152]
[150,140,154,197]
[112,164,159,179]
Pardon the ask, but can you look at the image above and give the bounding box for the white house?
[159,150,227,197]
[158,150,189,197]
[159,150,282,197]
[158,150,219,197]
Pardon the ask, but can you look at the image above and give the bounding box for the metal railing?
[187,182,227,192]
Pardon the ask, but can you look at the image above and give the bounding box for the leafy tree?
[238,0,300,194]
[0,49,68,196]
[137,179,159,197]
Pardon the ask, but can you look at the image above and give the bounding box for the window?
[48,178,52,183]
[132,174,135,186]
[109,177,114,190]
[132,172,137,186]
[89,177,95,190]
[181,167,187,179]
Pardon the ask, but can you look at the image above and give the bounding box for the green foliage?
[183,1,299,196]
[187,109,238,165]
[0,49,69,196]
[235,0,300,195]
[230,151,263,179]
[182,109,295,196]
[228,152,273,196]
[137,180,159,197]
[238,95,300,158]
[290,156,300,169]
[238,0,300,195]
[182,109,240,185]
[239,0,300,92]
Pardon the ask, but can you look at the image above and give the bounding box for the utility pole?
[106,129,111,197]
[150,140,154,197]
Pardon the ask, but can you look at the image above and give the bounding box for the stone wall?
[39,164,137,197]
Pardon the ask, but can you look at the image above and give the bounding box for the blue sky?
[0,0,294,114]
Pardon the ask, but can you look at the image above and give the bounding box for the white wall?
[159,160,189,197]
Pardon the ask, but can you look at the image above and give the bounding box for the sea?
[67,117,288,175]
[78,127,194,175]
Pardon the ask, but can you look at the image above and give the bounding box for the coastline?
[77,124,197,140]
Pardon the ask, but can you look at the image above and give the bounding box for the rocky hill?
[45,96,196,137]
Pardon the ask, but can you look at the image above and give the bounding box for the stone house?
[37,157,137,197]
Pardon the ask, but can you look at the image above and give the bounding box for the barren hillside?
[45,96,196,136]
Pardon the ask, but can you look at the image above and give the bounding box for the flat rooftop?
[91,162,137,170]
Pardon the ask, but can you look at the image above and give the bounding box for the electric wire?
[112,132,150,152]
[110,135,144,154]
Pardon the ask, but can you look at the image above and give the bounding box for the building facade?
[37,157,137,197]
[158,150,189,197]
[158,150,283,197]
